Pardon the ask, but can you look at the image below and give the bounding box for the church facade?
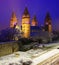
[10,7,52,38]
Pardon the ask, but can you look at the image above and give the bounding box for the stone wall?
[0,41,19,57]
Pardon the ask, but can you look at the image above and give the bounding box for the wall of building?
[0,41,19,57]
[22,17,30,38]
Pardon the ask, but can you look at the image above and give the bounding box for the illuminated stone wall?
[22,18,30,38]
[22,8,30,38]
[48,24,52,33]
[0,41,19,57]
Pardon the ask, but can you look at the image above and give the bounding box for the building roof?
[30,30,50,40]
[30,26,40,30]
[30,26,40,36]
[32,15,37,22]
[44,12,52,24]
[11,12,16,18]
[23,7,29,15]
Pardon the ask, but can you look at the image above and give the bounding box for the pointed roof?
[44,12,52,25]
[45,12,51,21]
[31,15,38,26]
[33,15,37,21]
[11,12,16,18]
[23,7,29,15]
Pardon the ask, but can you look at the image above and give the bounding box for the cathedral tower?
[44,12,52,33]
[22,7,30,38]
[31,15,38,26]
[10,12,18,28]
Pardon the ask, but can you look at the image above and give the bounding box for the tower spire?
[31,15,38,26]
[22,7,30,19]
[45,12,51,25]
[10,12,18,28]
[44,12,52,33]
[11,12,16,18]
[22,7,30,38]
[23,7,29,15]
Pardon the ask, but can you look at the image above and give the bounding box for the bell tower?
[22,7,30,38]
[44,12,52,33]
[31,15,38,26]
[10,12,18,28]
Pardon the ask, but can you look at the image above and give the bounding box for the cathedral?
[10,7,52,38]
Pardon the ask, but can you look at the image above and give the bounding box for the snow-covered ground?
[0,45,59,65]
[0,51,32,65]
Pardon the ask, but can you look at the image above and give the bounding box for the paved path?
[32,49,59,65]
[38,53,59,65]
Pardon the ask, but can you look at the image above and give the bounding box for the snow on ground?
[0,47,59,65]
[0,49,45,65]
[26,49,43,57]
[0,51,32,65]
